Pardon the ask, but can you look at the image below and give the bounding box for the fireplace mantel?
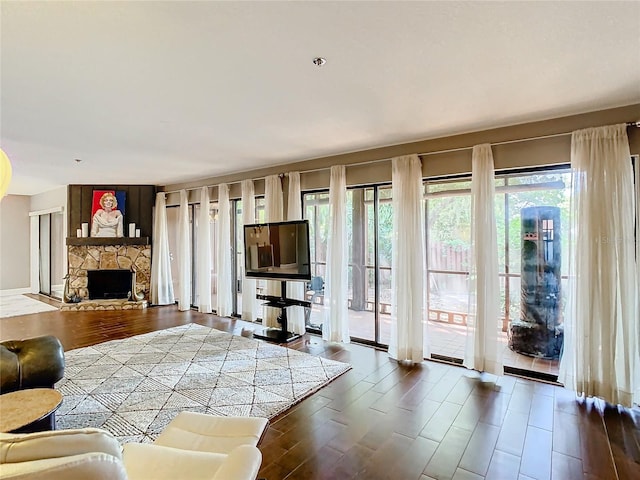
[66,237,149,246]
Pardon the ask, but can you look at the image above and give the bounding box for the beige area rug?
[57,323,351,443]
[0,294,58,318]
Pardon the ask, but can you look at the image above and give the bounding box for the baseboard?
[0,287,32,297]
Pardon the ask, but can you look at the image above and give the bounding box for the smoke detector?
[312,57,327,67]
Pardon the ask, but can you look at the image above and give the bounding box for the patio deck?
[305,305,559,377]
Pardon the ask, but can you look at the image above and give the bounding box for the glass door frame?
[302,184,392,349]
[31,208,65,300]
[231,198,241,317]
[39,213,51,296]
[423,165,571,381]
[230,196,266,319]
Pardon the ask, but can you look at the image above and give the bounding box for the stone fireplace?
[63,184,156,311]
[61,243,151,311]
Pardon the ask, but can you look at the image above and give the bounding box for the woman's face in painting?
[102,196,115,210]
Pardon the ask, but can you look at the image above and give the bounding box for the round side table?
[0,388,63,433]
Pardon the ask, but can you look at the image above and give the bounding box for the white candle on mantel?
[135,229,141,238]
[81,223,89,237]
[76,228,82,237]
[129,223,136,237]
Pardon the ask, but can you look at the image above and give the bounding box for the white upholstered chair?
[154,411,269,454]
[0,413,268,480]
[0,429,126,480]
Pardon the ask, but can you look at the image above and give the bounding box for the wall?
[30,186,66,212]
[2,105,638,293]
[161,104,640,205]
[67,185,156,241]
[2,184,155,296]
[0,195,31,290]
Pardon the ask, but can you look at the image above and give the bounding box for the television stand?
[255,281,310,343]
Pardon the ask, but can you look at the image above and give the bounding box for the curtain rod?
[163,176,267,196]
[419,121,640,157]
[163,120,640,195]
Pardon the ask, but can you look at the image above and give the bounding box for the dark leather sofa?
[0,335,65,393]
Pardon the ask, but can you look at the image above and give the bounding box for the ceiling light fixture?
[312,57,326,67]
[0,148,12,200]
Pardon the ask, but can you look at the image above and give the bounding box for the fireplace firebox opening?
[87,269,132,300]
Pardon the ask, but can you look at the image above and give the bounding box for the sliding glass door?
[230,197,266,319]
[345,186,393,344]
[303,192,328,328]
[166,206,178,301]
[39,214,51,296]
[166,196,266,315]
[425,179,472,360]
[166,205,194,307]
[498,170,571,377]
[37,211,65,299]
[303,186,392,346]
[233,199,243,316]
[424,169,571,378]
[193,202,219,309]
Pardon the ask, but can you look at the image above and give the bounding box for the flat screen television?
[243,220,311,282]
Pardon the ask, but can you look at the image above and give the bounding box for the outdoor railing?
[309,262,516,331]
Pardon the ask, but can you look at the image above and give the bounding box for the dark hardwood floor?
[1,301,639,479]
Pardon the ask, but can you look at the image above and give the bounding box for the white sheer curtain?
[241,179,258,321]
[323,165,350,343]
[463,144,502,375]
[216,183,233,317]
[177,189,191,311]
[264,174,283,328]
[389,155,425,363]
[197,186,212,313]
[558,124,638,407]
[150,192,175,305]
[286,171,306,335]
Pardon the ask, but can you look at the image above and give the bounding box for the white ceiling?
[2,1,639,196]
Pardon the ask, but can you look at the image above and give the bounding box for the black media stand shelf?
[254,281,311,344]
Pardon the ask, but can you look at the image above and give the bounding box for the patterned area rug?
[57,323,350,443]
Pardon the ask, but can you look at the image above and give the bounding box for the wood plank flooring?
[1,301,638,479]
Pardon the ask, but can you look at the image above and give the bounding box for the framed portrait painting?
[90,190,126,237]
